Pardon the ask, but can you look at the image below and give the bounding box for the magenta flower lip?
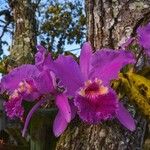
[78,78,109,101]
[52,42,136,131]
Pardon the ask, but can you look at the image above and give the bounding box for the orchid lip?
[78,78,108,100]
[10,89,19,99]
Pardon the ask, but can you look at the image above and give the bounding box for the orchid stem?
[22,99,46,137]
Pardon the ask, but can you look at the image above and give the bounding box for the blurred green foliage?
[40,0,86,54]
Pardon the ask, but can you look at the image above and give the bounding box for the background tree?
[40,1,86,54]
[0,0,86,73]
[8,0,37,66]
[0,0,86,61]
[56,1,150,149]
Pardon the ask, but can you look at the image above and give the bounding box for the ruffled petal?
[53,111,68,137]
[14,79,39,101]
[53,55,84,96]
[90,50,135,85]
[22,99,46,137]
[116,102,135,131]
[56,94,71,122]
[4,97,24,119]
[1,65,39,93]
[75,90,118,124]
[79,42,92,80]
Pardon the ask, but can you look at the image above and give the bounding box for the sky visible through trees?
[0,0,86,59]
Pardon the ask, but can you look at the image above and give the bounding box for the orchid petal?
[90,50,135,85]
[116,102,135,131]
[137,23,150,56]
[53,111,68,137]
[34,70,54,94]
[56,94,71,122]
[35,45,52,70]
[79,42,92,80]
[70,100,77,120]
[1,65,39,93]
[50,71,57,89]
[53,55,84,96]
[22,99,46,137]
[145,49,150,56]
[35,45,46,65]
[17,79,40,101]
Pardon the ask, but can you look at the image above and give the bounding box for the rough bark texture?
[8,0,37,66]
[4,0,36,149]
[86,0,150,50]
[56,1,150,150]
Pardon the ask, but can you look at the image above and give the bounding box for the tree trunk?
[86,0,150,50]
[7,2,57,150]
[56,1,150,150]
[8,0,37,66]
[6,0,37,149]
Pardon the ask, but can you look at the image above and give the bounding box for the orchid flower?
[1,45,71,137]
[51,42,136,131]
[137,23,150,56]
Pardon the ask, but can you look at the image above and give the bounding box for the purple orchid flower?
[51,42,136,131]
[1,45,72,137]
[137,23,150,56]
[2,64,41,119]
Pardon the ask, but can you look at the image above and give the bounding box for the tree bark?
[7,2,57,150]
[86,0,150,50]
[5,0,37,149]
[8,0,37,66]
[56,1,150,150]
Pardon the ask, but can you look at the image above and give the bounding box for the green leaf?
[30,108,57,150]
